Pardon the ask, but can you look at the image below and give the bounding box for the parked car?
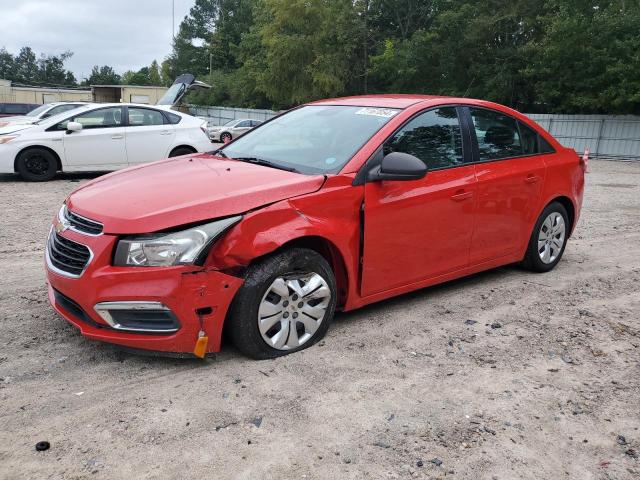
[0,103,212,181]
[0,102,89,127]
[208,118,263,142]
[45,95,585,359]
[0,102,39,118]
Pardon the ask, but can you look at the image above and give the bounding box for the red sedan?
[45,95,585,358]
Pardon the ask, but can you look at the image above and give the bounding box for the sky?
[0,0,195,81]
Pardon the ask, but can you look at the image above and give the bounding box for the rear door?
[232,120,253,137]
[124,106,175,164]
[59,106,127,168]
[361,106,477,296]
[465,107,546,264]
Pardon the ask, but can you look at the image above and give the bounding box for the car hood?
[0,116,36,128]
[66,153,326,234]
[0,123,37,135]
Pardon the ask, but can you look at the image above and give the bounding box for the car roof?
[308,94,453,109]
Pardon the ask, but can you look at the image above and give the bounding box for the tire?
[227,248,337,359]
[169,147,196,157]
[220,132,232,143]
[16,148,58,181]
[521,201,569,272]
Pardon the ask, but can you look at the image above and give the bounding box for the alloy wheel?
[258,272,331,350]
[537,212,566,264]
[25,153,49,175]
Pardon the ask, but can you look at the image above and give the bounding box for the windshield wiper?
[233,157,299,173]
[210,148,228,158]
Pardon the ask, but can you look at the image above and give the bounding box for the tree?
[84,65,120,85]
[13,47,39,83]
[0,48,15,80]
[122,67,152,85]
[162,0,640,114]
[149,60,162,85]
[524,0,640,113]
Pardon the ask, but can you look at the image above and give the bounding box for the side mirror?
[368,151,427,182]
[66,121,82,134]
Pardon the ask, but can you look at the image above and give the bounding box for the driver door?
[361,106,477,296]
[59,107,127,169]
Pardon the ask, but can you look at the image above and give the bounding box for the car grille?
[47,230,92,277]
[64,208,103,235]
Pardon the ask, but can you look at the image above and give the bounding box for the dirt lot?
[0,160,639,480]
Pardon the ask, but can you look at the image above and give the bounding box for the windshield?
[223,119,239,127]
[221,105,399,174]
[26,104,50,117]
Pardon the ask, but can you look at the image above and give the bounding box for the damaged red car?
[45,95,585,358]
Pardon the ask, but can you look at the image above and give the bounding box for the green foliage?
[0,46,77,86]
[167,0,640,113]
[84,65,121,85]
[121,61,165,86]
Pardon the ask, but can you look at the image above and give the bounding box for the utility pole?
[172,0,175,40]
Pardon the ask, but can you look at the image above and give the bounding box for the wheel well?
[550,196,575,235]
[273,236,349,309]
[14,146,62,172]
[170,145,197,156]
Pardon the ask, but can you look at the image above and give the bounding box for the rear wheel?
[227,248,337,359]
[169,146,196,157]
[16,148,58,181]
[522,201,569,272]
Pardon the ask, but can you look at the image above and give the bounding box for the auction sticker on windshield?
[355,107,398,118]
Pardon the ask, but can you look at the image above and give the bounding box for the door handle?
[450,190,473,202]
[524,174,540,184]
[160,130,172,135]
[111,134,124,140]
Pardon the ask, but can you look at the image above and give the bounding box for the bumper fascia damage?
[45,228,243,354]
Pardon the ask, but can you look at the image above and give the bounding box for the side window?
[237,120,251,128]
[54,107,123,130]
[128,107,165,126]
[165,112,182,124]
[470,108,522,161]
[519,121,539,155]
[539,136,555,153]
[42,104,79,119]
[383,107,463,170]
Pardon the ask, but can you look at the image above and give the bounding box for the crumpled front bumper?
[45,228,243,354]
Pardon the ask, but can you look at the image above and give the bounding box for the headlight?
[113,216,241,267]
[0,135,18,144]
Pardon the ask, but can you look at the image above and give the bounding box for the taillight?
[200,122,209,138]
[580,148,590,173]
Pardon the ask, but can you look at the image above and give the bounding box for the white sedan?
[0,102,89,128]
[0,103,213,181]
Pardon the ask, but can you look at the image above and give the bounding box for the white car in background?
[0,103,213,181]
[0,102,89,127]
[208,118,263,142]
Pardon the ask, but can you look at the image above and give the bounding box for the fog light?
[94,302,180,333]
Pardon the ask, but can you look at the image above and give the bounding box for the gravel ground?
[0,160,639,480]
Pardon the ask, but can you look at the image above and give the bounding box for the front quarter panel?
[207,174,363,308]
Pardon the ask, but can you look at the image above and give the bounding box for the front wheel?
[522,201,569,272]
[220,132,232,143]
[227,248,337,359]
[16,148,58,181]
